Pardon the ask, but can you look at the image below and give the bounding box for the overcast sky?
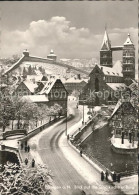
[0,1,138,61]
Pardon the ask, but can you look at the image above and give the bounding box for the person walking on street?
[32,159,35,167]
[101,171,104,181]
[117,174,121,183]
[105,169,109,181]
[27,145,30,152]
[113,172,116,182]
[80,150,83,157]
[25,145,27,152]
[21,143,23,150]
[25,158,28,165]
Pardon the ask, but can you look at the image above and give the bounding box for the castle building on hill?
[47,49,57,61]
[79,29,136,106]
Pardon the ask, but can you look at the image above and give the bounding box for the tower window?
[95,78,99,92]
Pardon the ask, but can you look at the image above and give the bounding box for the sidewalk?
[63,107,138,195]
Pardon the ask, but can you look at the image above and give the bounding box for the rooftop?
[101,29,111,50]
[106,83,126,91]
[124,33,134,46]
[96,60,123,77]
[22,95,49,103]
[23,81,38,93]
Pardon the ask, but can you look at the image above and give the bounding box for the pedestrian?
[27,145,30,152]
[21,143,23,150]
[80,150,83,157]
[113,172,116,182]
[105,169,109,181]
[67,134,69,140]
[25,145,28,152]
[25,158,28,165]
[101,171,104,181]
[117,174,121,183]
[32,159,35,167]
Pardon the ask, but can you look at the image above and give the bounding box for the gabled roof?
[90,61,123,77]
[129,81,138,91]
[23,81,38,93]
[64,77,87,84]
[111,99,137,119]
[38,78,57,95]
[26,75,47,82]
[101,30,111,50]
[124,33,134,46]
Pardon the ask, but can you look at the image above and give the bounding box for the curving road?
[37,104,125,195]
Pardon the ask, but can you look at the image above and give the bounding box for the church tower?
[100,29,112,67]
[122,33,135,85]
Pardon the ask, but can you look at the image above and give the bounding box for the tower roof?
[47,49,57,57]
[101,30,111,50]
[124,33,133,46]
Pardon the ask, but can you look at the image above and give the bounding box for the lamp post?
[65,100,68,136]
[121,130,124,144]
[82,100,85,124]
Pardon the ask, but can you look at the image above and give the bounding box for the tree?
[22,67,28,78]
[49,104,63,117]
[0,162,52,195]
[28,65,32,75]
[0,90,13,132]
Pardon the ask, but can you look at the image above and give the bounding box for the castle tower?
[23,49,29,57]
[122,33,135,85]
[47,49,57,61]
[100,29,112,67]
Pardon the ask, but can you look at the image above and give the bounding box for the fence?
[18,117,64,143]
[3,129,27,140]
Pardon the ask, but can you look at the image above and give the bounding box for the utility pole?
[65,98,68,136]
[83,103,84,124]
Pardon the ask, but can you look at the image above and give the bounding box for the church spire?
[101,28,111,50]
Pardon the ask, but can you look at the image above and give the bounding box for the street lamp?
[121,130,124,144]
[65,106,68,136]
[82,100,85,124]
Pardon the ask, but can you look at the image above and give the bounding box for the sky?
[0,1,138,62]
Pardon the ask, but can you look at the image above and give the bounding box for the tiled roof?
[23,81,38,93]
[64,78,87,84]
[22,95,49,103]
[106,83,126,91]
[39,78,56,95]
[26,75,47,82]
[97,60,123,77]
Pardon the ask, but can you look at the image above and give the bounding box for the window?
[95,78,99,92]
[95,69,99,73]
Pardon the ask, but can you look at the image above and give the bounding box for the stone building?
[109,81,138,144]
[63,77,87,95]
[79,30,136,106]
[47,49,57,61]
[21,78,68,115]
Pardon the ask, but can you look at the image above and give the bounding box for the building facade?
[110,100,138,142]
[79,30,136,106]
